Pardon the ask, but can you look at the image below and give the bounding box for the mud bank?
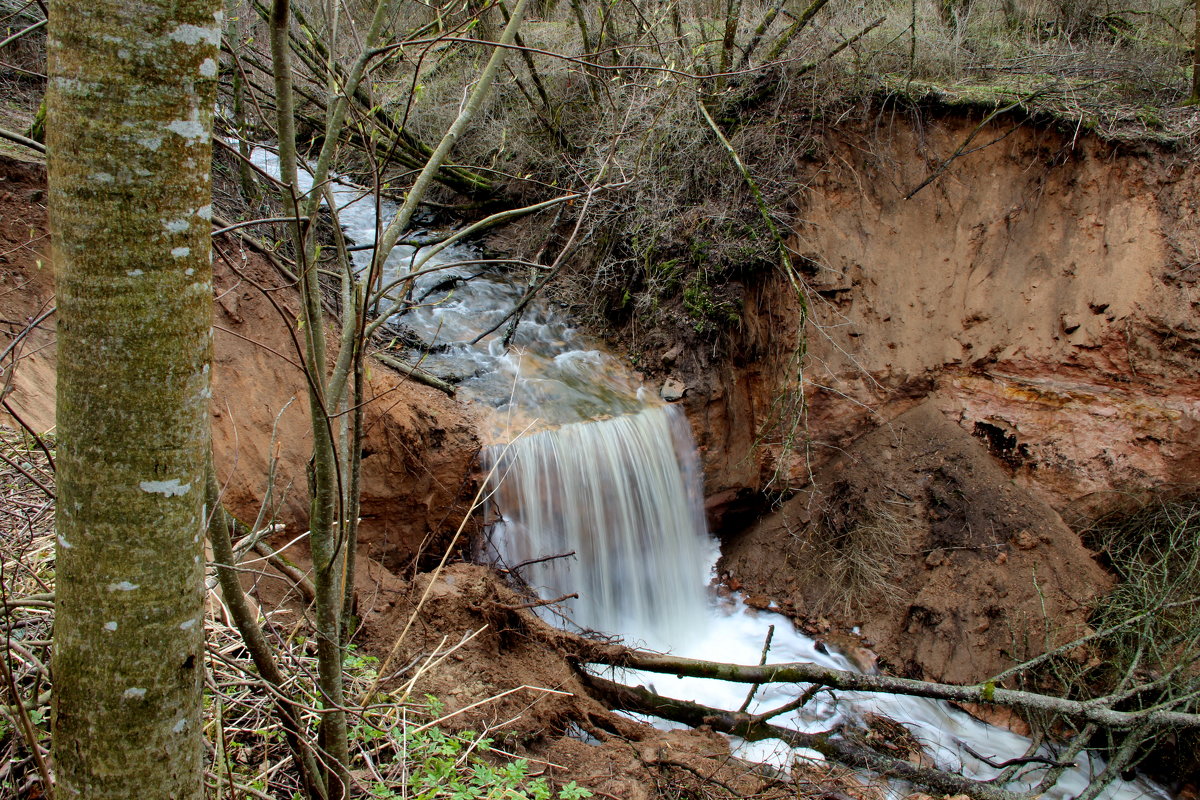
[0,155,480,567]
[668,113,1199,515]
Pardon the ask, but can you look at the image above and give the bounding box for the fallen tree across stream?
[582,672,1027,800]
[547,636,1200,800]
[580,648,1200,731]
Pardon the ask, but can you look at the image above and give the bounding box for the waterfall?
[482,405,713,649]
[244,146,1167,800]
[483,403,1169,800]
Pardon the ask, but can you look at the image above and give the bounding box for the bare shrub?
[1004,493,1200,786]
[787,488,912,616]
[1082,495,1200,782]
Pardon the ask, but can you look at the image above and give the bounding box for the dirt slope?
[0,157,54,433]
[720,401,1111,684]
[680,113,1200,517]
[0,154,480,565]
[209,245,481,567]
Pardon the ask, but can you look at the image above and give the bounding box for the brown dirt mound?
[720,401,1112,685]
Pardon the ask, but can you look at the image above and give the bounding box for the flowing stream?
[254,148,1166,800]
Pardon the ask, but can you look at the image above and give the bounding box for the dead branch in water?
[581,673,1025,800]
[582,647,1200,731]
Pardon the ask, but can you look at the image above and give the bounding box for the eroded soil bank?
[616,112,1200,685]
[3,104,1199,793]
[664,113,1199,513]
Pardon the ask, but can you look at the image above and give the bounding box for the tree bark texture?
[47,0,219,796]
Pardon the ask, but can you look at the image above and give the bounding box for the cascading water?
[482,405,713,647]
[253,146,1166,800]
[482,404,1165,800]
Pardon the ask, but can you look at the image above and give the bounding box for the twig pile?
[0,426,54,797]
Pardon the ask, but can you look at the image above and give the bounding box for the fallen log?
[581,673,1026,800]
[372,352,457,397]
[582,648,1200,731]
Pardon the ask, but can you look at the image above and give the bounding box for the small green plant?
[344,644,380,675]
[646,257,682,299]
[396,726,592,799]
[1136,104,1164,129]
[347,692,593,800]
[682,271,740,334]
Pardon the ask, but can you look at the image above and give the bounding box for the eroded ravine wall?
[691,113,1200,515]
[686,114,1200,685]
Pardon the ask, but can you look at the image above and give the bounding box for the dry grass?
[0,427,54,796]
[1082,495,1200,709]
[819,505,910,615]
[1076,495,1200,782]
[788,498,911,617]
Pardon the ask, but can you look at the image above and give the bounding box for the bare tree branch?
[582,673,1026,800]
[583,648,1200,730]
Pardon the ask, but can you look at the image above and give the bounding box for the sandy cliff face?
[669,113,1200,682]
[690,113,1200,514]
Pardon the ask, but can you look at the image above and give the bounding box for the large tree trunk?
[47,0,219,796]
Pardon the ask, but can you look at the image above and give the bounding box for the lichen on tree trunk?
[47,0,220,796]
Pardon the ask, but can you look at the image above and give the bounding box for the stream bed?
[255,147,1168,800]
